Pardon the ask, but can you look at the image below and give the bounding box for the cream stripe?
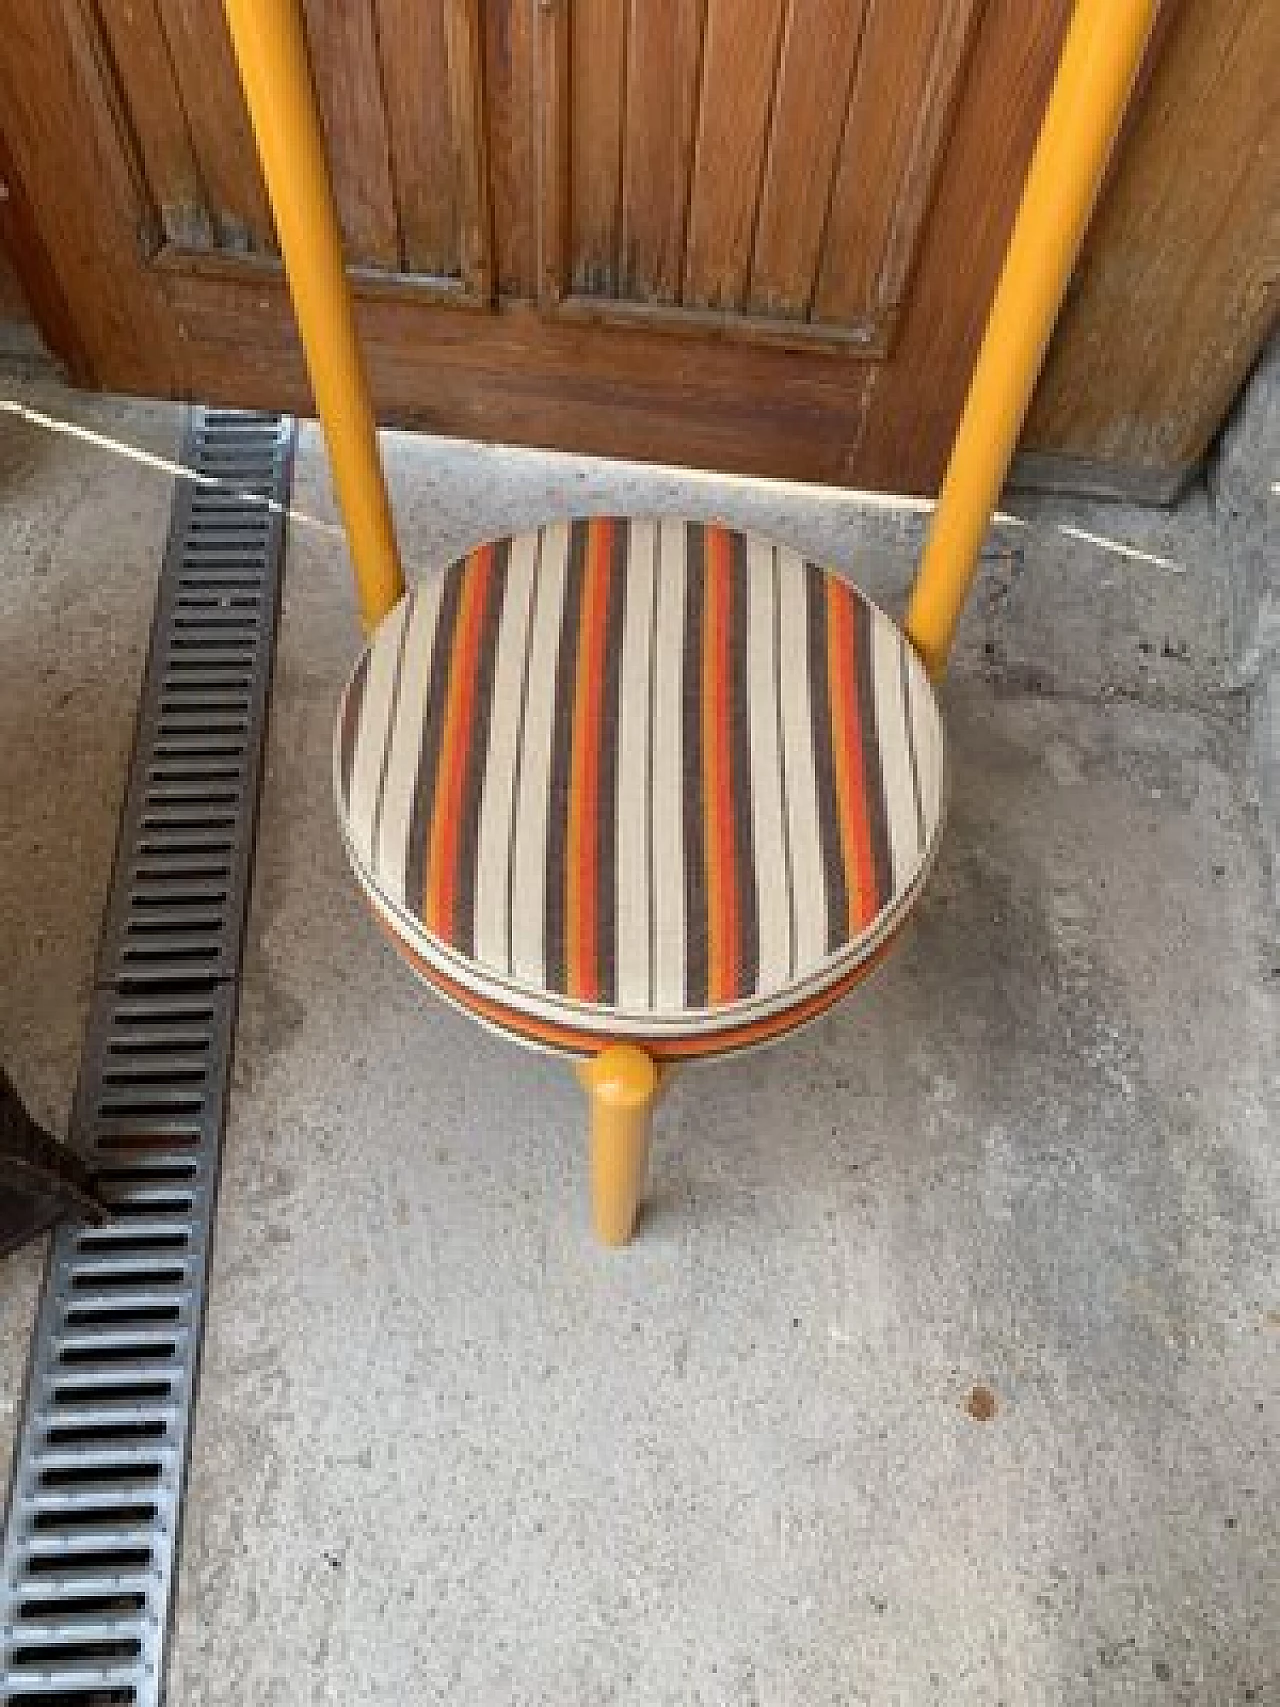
[905,651,945,836]
[376,578,446,902]
[746,537,790,992]
[871,614,919,889]
[650,520,687,1010]
[615,520,656,1009]
[472,533,538,969]
[510,523,569,985]
[347,598,409,870]
[777,548,826,973]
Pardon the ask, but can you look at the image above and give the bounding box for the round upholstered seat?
[335,519,944,1059]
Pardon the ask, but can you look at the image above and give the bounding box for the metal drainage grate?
[1,408,294,1706]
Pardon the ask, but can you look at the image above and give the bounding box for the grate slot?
[134,838,233,858]
[55,1338,181,1368]
[34,1463,167,1493]
[86,1200,193,1224]
[7,1693,136,1706]
[17,1592,150,1621]
[43,1424,170,1450]
[29,1506,160,1535]
[146,764,244,780]
[20,1543,153,1572]
[49,1383,175,1409]
[68,1261,189,1286]
[2,408,294,1707]
[92,1165,197,1186]
[155,695,250,716]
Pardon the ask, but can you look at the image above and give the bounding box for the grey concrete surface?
[1,373,1276,1705]
[1212,332,1280,913]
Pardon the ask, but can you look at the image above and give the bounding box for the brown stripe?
[404,560,467,923]
[805,562,846,953]
[338,650,369,813]
[703,528,736,1002]
[451,539,509,958]
[683,522,708,1007]
[854,598,893,912]
[596,519,628,1005]
[728,529,758,996]
[544,521,587,993]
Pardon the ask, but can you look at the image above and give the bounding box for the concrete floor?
[1,374,1276,1705]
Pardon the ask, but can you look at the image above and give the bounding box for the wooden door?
[0,0,1080,493]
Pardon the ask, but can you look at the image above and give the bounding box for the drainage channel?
[1,408,295,1706]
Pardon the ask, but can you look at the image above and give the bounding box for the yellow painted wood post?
[905,0,1159,680]
[576,1046,660,1246]
[222,0,404,631]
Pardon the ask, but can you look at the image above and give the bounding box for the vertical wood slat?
[157,0,275,251]
[538,0,571,305]
[93,0,212,247]
[620,0,706,303]
[812,0,985,333]
[443,0,495,299]
[570,0,627,294]
[0,95,95,377]
[1,1,170,383]
[682,0,788,311]
[747,0,868,319]
[374,0,458,275]
[300,0,400,269]
[875,0,985,332]
[58,0,164,255]
[0,238,29,320]
[485,0,538,296]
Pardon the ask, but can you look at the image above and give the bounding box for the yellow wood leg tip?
[578,1045,658,1247]
[576,1045,658,1105]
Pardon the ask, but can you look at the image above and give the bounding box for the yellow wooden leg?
[222,0,404,632]
[576,1046,659,1247]
[904,0,1159,679]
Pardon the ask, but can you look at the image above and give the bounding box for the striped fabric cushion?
[335,519,944,1055]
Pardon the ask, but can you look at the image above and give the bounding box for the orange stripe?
[702,528,739,1004]
[372,902,908,1062]
[424,547,493,939]
[566,521,612,1000]
[827,580,877,932]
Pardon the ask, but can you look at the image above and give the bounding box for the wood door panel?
[1022,0,1280,494]
[0,237,30,322]
[569,0,627,296]
[542,0,990,353]
[375,0,458,275]
[748,0,870,320]
[65,0,489,292]
[4,0,1121,497]
[620,0,705,304]
[681,0,789,312]
[93,0,212,247]
[814,0,985,337]
[483,0,538,296]
[157,0,276,250]
[300,0,399,269]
